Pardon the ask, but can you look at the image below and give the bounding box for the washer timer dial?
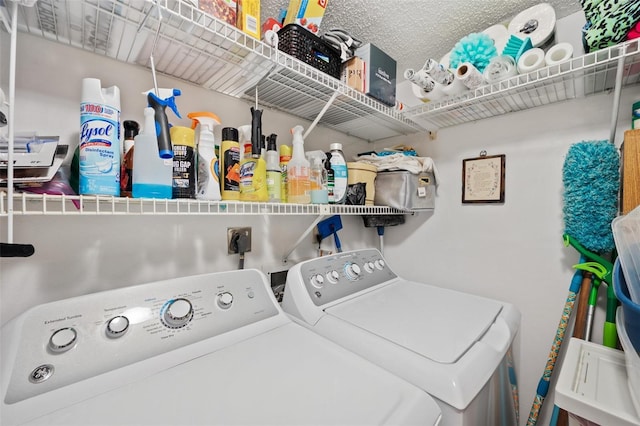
[161,298,194,329]
[106,315,130,338]
[344,263,361,280]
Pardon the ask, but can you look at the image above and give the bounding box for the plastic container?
[347,162,377,205]
[79,78,121,196]
[170,126,196,199]
[219,127,240,201]
[132,108,173,199]
[329,143,347,204]
[277,24,341,79]
[616,307,640,418]
[612,205,640,303]
[287,125,310,204]
[614,259,640,353]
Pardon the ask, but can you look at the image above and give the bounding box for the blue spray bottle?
[142,88,182,159]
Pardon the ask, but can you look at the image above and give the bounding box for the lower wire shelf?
[0,192,412,216]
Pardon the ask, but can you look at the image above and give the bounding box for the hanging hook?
[138,1,163,96]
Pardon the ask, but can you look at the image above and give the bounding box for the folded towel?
[354,153,440,184]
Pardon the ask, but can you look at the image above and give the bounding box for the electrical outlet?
[227,227,252,254]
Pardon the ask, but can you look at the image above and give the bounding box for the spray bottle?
[239,108,268,202]
[287,125,310,204]
[120,120,139,198]
[142,88,182,159]
[279,144,292,203]
[265,133,281,203]
[79,78,121,196]
[219,127,240,200]
[170,126,196,199]
[307,150,327,204]
[132,108,173,199]
[188,111,222,201]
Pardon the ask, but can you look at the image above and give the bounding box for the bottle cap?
[279,144,292,158]
[267,134,277,151]
[123,120,140,139]
[222,127,238,142]
[330,143,343,151]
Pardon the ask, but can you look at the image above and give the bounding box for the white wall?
[2,28,638,426]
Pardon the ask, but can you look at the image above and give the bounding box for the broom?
[526,140,619,426]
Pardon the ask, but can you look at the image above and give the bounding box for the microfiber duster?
[562,140,619,253]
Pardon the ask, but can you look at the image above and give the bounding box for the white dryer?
[1,268,442,425]
[282,248,521,426]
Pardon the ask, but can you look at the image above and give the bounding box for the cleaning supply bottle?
[170,126,196,199]
[266,133,281,203]
[132,108,173,199]
[329,142,348,204]
[239,108,268,202]
[325,151,335,204]
[279,144,292,203]
[79,78,121,196]
[142,88,182,159]
[219,127,240,200]
[287,125,310,204]
[120,120,139,198]
[307,150,327,204]
[188,111,222,201]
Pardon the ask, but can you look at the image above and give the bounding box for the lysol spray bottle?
[170,126,196,199]
[219,127,240,200]
[120,120,139,198]
[79,78,121,196]
[329,143,348,204]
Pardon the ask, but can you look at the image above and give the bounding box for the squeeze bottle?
[79,78,121,196]
[132,108,173,199]
[329,143,348,204]
[188,111,222,201]
[279,144,292,203]
[265,133,281,203]
[120,120,139,198]
[170,126,196,199]
[287,125,310,204]
[219,127,240,200]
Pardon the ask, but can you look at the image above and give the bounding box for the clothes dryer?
[1,268,442,425]
[282,248,520,426]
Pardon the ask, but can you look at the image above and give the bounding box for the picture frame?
[462,153,505,203]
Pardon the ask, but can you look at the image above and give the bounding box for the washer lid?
[325,280,503,363]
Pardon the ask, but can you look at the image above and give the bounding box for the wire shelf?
[0,192,412,216]
[4,0,424,142]
[404,39,640,130]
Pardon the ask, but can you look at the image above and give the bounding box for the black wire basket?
[277,24,341,79]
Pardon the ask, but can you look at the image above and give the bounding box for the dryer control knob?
[326,270,340,284]
[217,292,234,309]
[162,298,194,329]
[364,262,374,273]
[374,260,385,270]
[106,315,129,338]
[345,263,361,280]
[49,327,77,353]
[310,274,325,288]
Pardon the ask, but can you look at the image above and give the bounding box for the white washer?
[1,268,442,425]
[282,248,521,426]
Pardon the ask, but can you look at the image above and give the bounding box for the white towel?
[354,153,439,184]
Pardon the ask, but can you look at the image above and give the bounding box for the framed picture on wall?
[462,153,505,203]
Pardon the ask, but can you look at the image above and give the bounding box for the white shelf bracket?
[609,44,627,144]
[304,90,339,139]
[282,214,328,263]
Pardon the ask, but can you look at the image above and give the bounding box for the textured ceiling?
[262,0,583,76]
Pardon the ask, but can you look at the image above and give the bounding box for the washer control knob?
[374,260,385,270]
[162,298,194,328]
[345,263,361,280]
[364,262,375,273]
[310,274,325,288]
[106,316,129,338]
[326,270,340,284]
[217,292,234,309]
[49,327,77,353]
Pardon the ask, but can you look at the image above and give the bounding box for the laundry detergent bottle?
[287,125,310,204]
[132,108,173,199]
[79,78,121,196]
[188,111,222,201]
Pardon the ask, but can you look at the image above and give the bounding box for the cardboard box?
[284,0,329,35]
[355,43,397,107]
[237,0,260,39]
[341,57,365,93]
[198,0,237,26]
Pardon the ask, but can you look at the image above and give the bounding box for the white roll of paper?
[517,48,546,74]
[410,81,445,102]
[484,55,518,83]
[545,42,574,65]
[440,77,468,97]
[456,62,486,90]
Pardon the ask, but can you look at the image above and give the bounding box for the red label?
[318,0,327,8]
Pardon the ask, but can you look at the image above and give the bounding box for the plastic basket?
[277,24,341,79]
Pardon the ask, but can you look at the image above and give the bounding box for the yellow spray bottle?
[238,107,268,202]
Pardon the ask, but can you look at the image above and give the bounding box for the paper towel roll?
[545,42,573,65]
[423,58,455,85]
[517,48,546,74]
[404,68,435,91]
[440,76,468,97]
[484,55,518,83]
[456,62,486,90]
[411,81,445,102]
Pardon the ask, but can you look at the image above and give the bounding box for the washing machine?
[1,268,443,425]
[282,248,521,426]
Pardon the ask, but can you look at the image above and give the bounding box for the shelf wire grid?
[0,192,410,216]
